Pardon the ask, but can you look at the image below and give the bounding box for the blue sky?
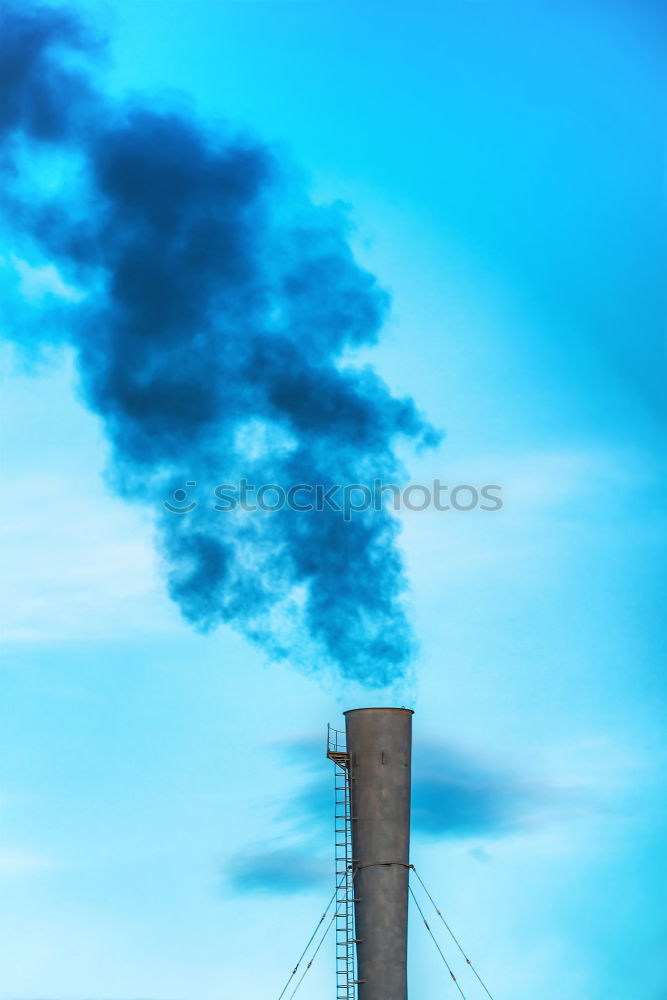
[1,1,665,998]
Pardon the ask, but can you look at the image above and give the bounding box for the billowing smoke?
[1,3,439,685]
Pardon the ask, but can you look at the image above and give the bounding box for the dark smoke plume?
[1,3,439,685]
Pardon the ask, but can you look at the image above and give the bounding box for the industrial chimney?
[345,707,413,1000]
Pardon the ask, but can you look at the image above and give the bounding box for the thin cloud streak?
[224,733,580,895]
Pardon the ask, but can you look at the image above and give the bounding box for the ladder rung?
[330,745,355,995]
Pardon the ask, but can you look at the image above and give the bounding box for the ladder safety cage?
[327,724,357,1000]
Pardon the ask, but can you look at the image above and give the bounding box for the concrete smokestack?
[345,707,413,1000]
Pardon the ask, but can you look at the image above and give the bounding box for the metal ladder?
[327,725,357,1000]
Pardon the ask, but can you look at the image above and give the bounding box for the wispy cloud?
[411,740,547,838]
[226,847,329,895]
[0,848,56,877]
[0,472,167,642]
[223,735,331,896]
[224,732,580,895]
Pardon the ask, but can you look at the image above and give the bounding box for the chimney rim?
[343,707,414,715]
